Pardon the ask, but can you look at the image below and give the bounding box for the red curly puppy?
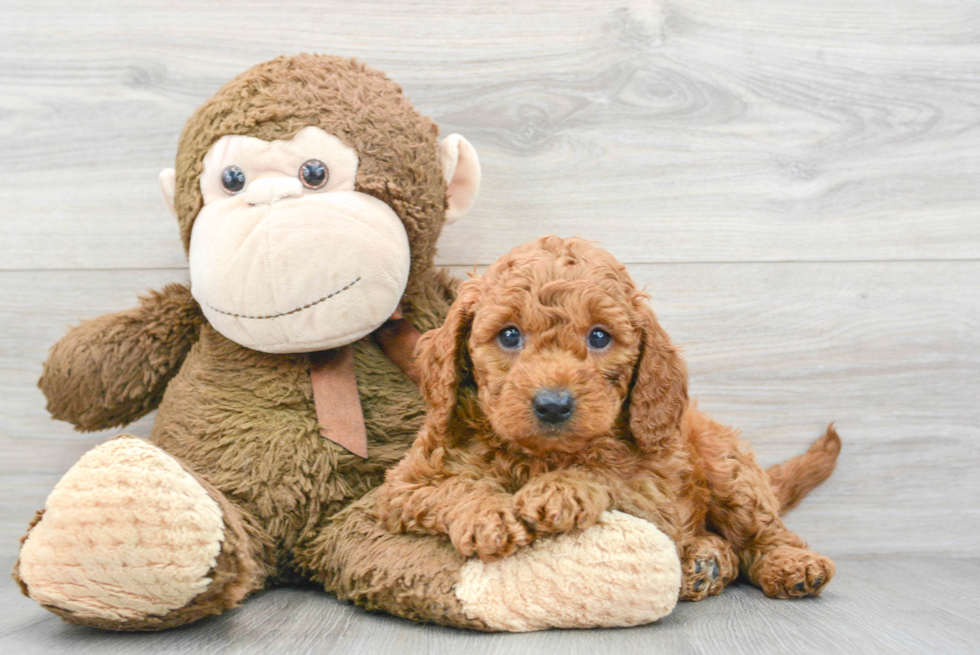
[376,236,839,601]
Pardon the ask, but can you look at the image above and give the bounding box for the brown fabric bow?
[309,311,422,459]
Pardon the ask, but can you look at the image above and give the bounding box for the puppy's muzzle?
[533,389,575,425]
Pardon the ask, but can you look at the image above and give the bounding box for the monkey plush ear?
[159,168,177,219]
[438,134,481,224]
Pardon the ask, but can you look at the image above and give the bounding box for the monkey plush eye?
[587,327,612,350]
[221,166,246,194]
[497,326,523,350]
[299,159,329,189]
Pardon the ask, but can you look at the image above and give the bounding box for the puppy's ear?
[628,297,689,452]
[414,278,480,451]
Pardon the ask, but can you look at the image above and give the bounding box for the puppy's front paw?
[755,546,835,598]
[514,474,610,534]
[449,499,533,561]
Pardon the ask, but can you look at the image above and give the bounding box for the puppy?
[376,236,839,601]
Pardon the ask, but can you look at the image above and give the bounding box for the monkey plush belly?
[149,325,422,551]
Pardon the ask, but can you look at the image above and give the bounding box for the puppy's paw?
[374,486,409,534]
[514,474,610,534]
[755,546,835,598]
[678,535,739,601]
[449,499,533,561]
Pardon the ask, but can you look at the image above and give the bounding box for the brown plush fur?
[39,283,204,431]
[298,489,489,631]
[21,55,474,630]
[376,237,839,601]
[173,54,447,305]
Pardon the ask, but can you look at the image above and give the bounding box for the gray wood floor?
[1,0,978,652]
[2,556,978,655]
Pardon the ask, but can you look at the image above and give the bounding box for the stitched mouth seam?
[207,277,361,320]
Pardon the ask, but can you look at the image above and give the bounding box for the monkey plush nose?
[532,389,575,425]
[243,177,304,206]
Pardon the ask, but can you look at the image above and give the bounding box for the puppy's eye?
[587,327,612,350]
[221,166,246,194]
[299,159,328,189]
[497,326,523,350]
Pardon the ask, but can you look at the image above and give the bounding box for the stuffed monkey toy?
[13,55,681,632]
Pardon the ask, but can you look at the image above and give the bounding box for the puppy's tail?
[768,424,841,515]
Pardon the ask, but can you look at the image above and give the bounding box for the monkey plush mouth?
[190,187,411,354]
[205,277,361,320]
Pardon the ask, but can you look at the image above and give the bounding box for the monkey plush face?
[157,55,480,354]
[187,126,410,353]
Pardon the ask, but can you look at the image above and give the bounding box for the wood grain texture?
[2,0,979,269]
[1,555,977,654]
[1,0,979,649]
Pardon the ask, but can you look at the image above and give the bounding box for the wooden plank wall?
[1,0,978,558]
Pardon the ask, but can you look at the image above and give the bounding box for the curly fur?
[376,236,839,601]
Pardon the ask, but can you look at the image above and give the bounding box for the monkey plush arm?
[39,283,204,431]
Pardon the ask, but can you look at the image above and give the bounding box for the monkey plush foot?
[454,510,681,631]
[15,436,258,630]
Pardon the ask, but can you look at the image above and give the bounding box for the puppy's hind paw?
[755,546,835,599]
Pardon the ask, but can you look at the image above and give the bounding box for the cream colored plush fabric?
[438,134,481,224]
[18,437,225,621]
[188,127,412,354]
[455,510,681,631]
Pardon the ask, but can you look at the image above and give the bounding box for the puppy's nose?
[533,389,575,425]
